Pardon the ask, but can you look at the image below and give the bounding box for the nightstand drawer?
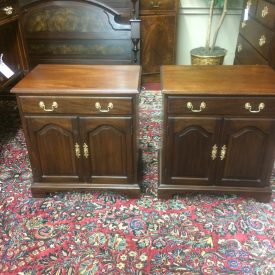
[167,96,275,116]
[19,96,133,115]
[0,0,17,21]
[140,0,176,12]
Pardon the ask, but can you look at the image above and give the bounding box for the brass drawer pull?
[237,43,243,53]
[39,101,58,112]
[83,143,89,158]
[211,144,218,160]
[245,102,265,113]
[259,35,266,47]
[150,0,161,8]
[95,102,113,112]
[220,145,227,160]
[3,6,13,15]
[187,101,206,113]
[75,143,81,158]
[262,6,268,18]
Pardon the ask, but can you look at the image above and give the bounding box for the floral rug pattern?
[0,90,275,274]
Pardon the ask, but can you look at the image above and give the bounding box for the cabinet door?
[216,118,275,187]
[164,117,221,185]
[26,116,81,182]
[79,117,134,184]
[140,14,177,74]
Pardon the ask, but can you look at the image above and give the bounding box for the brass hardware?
[259,35,266,47]
[83,143,89,158]
[211,144,218,160]
[220,145,227,160]
[150,1,161,8]
[95,102,113,112]
[262,6,268,17]
[237,44,243,53]
[187,102,206,113]
[245,102,265,113]
[75,143,81,158]
[3,6,13,15]
[39,101,58,112]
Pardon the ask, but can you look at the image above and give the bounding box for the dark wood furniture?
[160,65,275,202]
[0,0,28,94]
[18,0,140,69]
[11,64,141,198]
[234,0,275,69]
[140,0,179,81]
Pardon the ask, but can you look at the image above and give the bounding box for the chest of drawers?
[234,0,275,69]
[11,64,141,198]
[160,65,275,202]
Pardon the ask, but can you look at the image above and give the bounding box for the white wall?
[176,0,243,65]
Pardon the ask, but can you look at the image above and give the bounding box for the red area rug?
[0,90,274,274]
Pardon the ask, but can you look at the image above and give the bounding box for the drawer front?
[140,0,176,12]
[235,35,268,64]
[167,96,275,117]
[256,0,275,29]
[19,96,133,115]
[0,0,18,21]
[240,18,273,59]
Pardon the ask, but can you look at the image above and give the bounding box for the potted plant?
[191,0,228,65]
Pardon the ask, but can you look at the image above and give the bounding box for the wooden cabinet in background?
[140,0,179,79]
[0,0,28,94]
[234,0,275,69]
[12,64,141,198]
[160,65,275,202]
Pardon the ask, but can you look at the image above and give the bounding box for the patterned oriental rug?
[0,90,275,274]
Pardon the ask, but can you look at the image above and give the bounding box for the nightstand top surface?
[11,64,141,94]
[161,65,275,95]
